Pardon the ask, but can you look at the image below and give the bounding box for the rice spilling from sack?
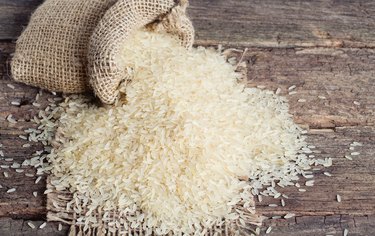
[47,30,322,234]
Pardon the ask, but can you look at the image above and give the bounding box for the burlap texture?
[88,0,195,104]
[11,0,195,104]
[11,0,118,93]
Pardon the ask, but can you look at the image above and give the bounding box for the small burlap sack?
[88,0,194,104]
[11,0,194,104]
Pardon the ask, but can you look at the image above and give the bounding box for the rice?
[337,194,341,203]
[6,114,17,124]
[7,188,16,193]
[305,180,314,186]
[7,84,15,89]
[284,213,295,219]
[27,222,36,229]
[11,101,21,106]
[39,222,47,229]
[36,30,333,234]
[35,176,42,184]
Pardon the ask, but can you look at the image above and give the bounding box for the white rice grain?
[39,222,47,229]
[35,176,42,184]
[7,188,16,193]
[7,84,15,89]
[27,222,36,229]
[284,213,295,219]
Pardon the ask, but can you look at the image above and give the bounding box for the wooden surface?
[1,0,375,235]
[1,0,375,48]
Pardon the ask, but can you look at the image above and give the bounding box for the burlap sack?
[88,0,194,104]
[11,0,194,104]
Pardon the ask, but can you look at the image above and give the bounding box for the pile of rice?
[46,30,329,235]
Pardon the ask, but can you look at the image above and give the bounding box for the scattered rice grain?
[7,84,15,89]
[39,222,47,229]
[305,180,314,186]
[35,176,42,184]
[284,213,295,219]
[7,188,16,193]
[27,222,36,229]
[11,101,21,106]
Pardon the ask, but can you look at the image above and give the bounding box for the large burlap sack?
[11,0,194,104]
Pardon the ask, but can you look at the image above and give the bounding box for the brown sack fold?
[11,0,194,104]
[87,0,194,104]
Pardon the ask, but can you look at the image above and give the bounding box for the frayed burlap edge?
[46,176,264,236]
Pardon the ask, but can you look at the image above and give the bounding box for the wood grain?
[1,1,375,234]
[190,0,375,48]
[1,0,375,48]
[1,215,374,236]
[0,218,69,236]
[226,47,375,128]
[1,40,374,235]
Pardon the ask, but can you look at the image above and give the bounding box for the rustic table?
[0,0,374,235]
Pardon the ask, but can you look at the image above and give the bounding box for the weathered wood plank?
[0,218,69,236]
[1,215,374,236]
[1,0,375,48]
[261,215,375,236]
[226,47,375,128]
[1,42,375,234]
[257,125,375,216]
[190,0,375,48]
